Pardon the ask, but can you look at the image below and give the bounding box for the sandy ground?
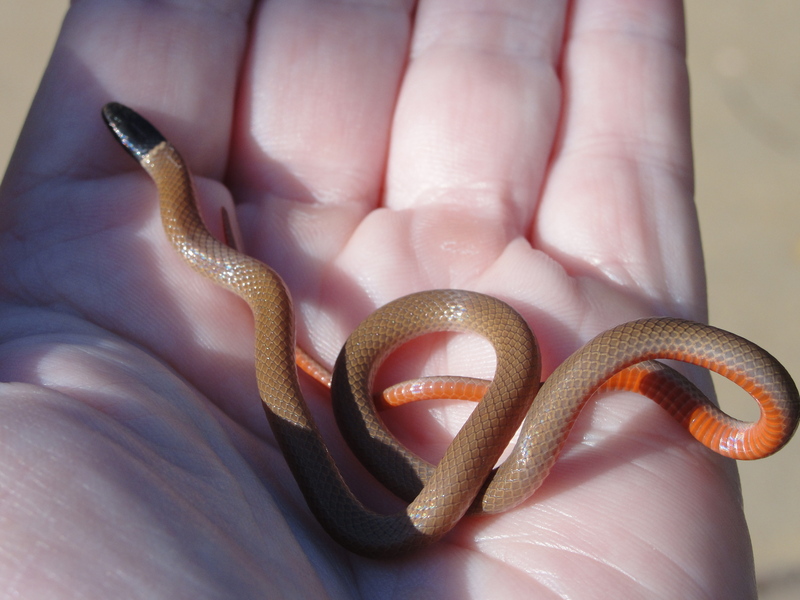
[1,2,799,598]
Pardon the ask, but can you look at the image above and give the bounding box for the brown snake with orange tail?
[102,102,800,558]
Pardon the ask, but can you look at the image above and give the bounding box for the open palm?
[0,2,757,598]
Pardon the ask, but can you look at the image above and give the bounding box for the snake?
[101,102,800,558]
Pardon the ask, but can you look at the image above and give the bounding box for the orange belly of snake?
[102,102,800,558]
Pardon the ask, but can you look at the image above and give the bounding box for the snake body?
[102,102,800,557]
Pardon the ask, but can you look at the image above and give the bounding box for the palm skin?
[0,1,757,598]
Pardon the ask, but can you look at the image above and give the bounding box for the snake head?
[102,102,166,161]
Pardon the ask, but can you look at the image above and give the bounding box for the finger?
[534,0,703,319]
[228,0,413,208]
[1,1,253,298]
[5,1,251,186]
[226,0,414,309]
[0,2,262,429]
[383,0,567,268]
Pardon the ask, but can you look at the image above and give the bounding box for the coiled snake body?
[102,102,799,557]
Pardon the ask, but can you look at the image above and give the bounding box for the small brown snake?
[102,102,800,558]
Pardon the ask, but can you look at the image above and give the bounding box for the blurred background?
[1,2,798,597]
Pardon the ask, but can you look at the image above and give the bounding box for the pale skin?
[0,1,757,598]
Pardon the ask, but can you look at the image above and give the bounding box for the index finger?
[5,0,252,188]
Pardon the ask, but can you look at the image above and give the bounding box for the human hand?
[0,1,756,597]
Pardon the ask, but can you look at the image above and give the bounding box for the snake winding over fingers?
[101,102,800,558]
